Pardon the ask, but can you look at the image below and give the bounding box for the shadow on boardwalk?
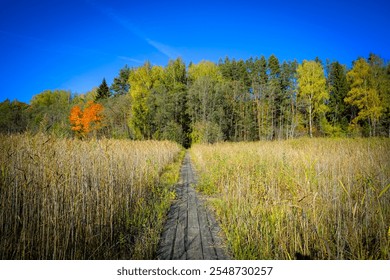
[157,153,229,260]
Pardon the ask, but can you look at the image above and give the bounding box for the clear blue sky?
[0,0,389,104]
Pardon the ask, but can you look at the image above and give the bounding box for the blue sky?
[0,0,389,104]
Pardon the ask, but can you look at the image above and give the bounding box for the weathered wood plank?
[196,199,218,259]
[157,153,229,260]
[186,185,203,259]
[172,199,187,260]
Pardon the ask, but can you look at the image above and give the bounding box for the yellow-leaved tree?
[345,58,383,136]
[297,60,329,137]
[128,61,164,139]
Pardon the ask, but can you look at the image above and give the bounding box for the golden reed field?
[1,134,389,260]
[191,138,390,259]
[0,134,182,259]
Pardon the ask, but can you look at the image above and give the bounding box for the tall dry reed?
[191,138,390,259]
[0,133,181,259]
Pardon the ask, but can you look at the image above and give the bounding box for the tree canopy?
[1,53,389,142]
[96,78,110,100]
[297,60,328,137]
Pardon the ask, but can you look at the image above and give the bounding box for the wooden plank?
[171,185,187,260]
[196,199,218,259]
[157,152,229,260]
[185,185,203,259]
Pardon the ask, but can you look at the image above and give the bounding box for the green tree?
[327,61,350,132]
[160,58,189,146]
[247,56,269,140]
[280,60,299,138]
[297,60,329,137]
[111,65,131,96]
[383,63,390,137]
[268,54,283,139]
[187,60,226,144]
[128,62,163,139]
[188,60,222,82]
[190,120,223,144]
[368,53,390,136]
[96,78,110,100]
[218,58,254,141]
[29,89,72,135]
[0,99,29,133]
[345,57,383,136]
[187,76,215,127]
[99,94,131,138]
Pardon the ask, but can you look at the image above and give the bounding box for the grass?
[191,138,390,259]
[0,133,182,259]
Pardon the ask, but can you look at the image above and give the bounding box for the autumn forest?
[1,53,389,146]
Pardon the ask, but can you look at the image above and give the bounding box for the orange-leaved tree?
[69,101,104,138]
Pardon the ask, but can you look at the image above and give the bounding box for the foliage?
[188,60,222,82]
[28,89,72,135]
[128,62,163,139]
[96,78,111,100]
[297,60,329,137]
[69,101,104,138]
[0,99,29,133]
[2,53,390,142]
[327,61,350,128]
[345,58,384,136]
[111,65,131,96]
[99,94,131,138]
[190,120,223,144]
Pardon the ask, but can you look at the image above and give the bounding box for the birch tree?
[345,58,383,136]
[297,60,328,137]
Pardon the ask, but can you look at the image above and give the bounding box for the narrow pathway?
[157,153,229,260]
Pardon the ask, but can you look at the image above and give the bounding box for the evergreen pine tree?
[327,61,349,127]
[111,66,131,96]
[96,78,110,100]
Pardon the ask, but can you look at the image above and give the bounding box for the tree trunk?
[309,104,313,138]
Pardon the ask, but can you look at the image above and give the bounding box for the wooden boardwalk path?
[157,153,229,260]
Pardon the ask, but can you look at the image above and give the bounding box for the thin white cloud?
[145,38,180,59]
[117,56,144,64]
[86,0,180,59]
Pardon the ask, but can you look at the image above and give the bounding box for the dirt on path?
[157,152,229,260]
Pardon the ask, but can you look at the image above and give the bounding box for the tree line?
[1,53,389,146]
